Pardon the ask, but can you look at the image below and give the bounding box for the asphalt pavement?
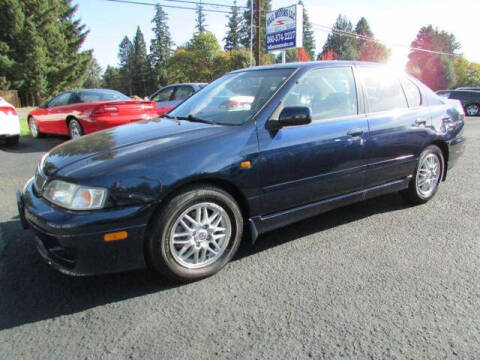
[0,119,479,359]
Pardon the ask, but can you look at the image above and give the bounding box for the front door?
[257,66,369,214]
[40,92,73,134]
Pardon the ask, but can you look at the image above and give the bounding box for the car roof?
[232,60,387,73]
[163,83,207,87]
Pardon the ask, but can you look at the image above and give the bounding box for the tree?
[319,14,358,61]
[453,57,480,88]
[131,26,151,96]
[0,0,92,105]
[195,1,207,34]
[118,36,134,95]
[299,1,315,61]
[150,4,173,87]
[83,57,103,88]
[102,65,122,91]
[240,0,272,64]
[224,0,241,51]
[354,17,390,63]
[407,25,460,90]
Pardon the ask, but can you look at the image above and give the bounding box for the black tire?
[28,117,42,138]
[5,135,19,146]
[401,145,444,204]
[68,119,83,139]
[465,103,480,117]
[146,185,243,283]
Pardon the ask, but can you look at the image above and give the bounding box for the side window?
[49,93,72,107]
[173,86,194,100]
[359,67,408,113]
[283,67,358,121]
[402,78,422,107]
[152,87,174,102]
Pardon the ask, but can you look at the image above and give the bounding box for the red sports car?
[28,89,158,139]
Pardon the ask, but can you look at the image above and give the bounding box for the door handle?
[347,130,364,137]
[414,118,426,127]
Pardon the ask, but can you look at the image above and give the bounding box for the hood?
[42,117,230,176]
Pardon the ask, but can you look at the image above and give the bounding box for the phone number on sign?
[266,30,296,45]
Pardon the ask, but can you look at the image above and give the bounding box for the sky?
[74,0,480,72]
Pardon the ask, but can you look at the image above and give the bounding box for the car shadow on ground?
[0,192,410,330]
[0,135,65,154]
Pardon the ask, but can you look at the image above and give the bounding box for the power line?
[105,0,235,14]
[311,22,459,57]
[162,0,248,10]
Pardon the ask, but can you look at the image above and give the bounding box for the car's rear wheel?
[401,145,444,204]
[146,185,243,282]
[68,119,83,139]
[465,103,479,116]
[28,117,42,138]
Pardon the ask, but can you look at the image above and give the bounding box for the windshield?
[168,69,295,125]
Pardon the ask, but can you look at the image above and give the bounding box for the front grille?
[34,167,47,195]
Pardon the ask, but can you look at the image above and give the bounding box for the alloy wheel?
[69,121,82,139]
[29,118,38,138]
[416,153,441,198]
[169,202,231,269]
[466,104,479,116]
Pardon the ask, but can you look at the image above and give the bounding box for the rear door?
[257,66,369,214]
[358,66,429,188]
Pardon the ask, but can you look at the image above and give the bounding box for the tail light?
[0,106,17,116]
[93,105,119,115]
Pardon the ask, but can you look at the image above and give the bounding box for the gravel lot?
[0,119,479,359]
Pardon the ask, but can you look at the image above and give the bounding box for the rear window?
[358,67,408,113]
[79,90,129,102]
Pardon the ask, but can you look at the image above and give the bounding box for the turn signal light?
[240,161,251,169]
[104,231,128,242]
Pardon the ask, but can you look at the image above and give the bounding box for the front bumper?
[17,179,154,276]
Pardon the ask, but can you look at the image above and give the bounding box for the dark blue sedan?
[18,61,466,282]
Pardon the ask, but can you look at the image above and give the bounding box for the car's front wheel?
[402,145,444,204]
[465,103,479,116]
[68,119,83,139]
[146,185,243,282]
[28,117,42,138]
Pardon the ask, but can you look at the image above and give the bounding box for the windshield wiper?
[174,114,215,124]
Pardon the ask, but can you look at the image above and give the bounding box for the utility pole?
[249,0,253,66]
[255,0,261,66]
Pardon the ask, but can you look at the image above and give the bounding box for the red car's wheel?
[28,117,42,138]
[68,119,83,139]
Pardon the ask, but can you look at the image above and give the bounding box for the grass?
[16,107,35,136]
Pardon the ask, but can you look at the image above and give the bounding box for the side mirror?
[39,102,48,109]
[267,106,312,130]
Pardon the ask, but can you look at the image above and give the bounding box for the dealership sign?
[266,4,303,52]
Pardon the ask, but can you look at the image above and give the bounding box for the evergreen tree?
[131,26,151,96]
[103,65,122,91]
[0,0,91,105]
[195,1,207,34]
[150,4,173,87]
[240,0,272,63]
[407,25,460,90]
[224,0,241,51]
[299,1,315,60]
[354,17,390,63]
[118,36,134,95]
[319,14,358,61]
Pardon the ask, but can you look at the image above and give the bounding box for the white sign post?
[266,4,303,63]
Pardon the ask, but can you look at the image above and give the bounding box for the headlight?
[43,180,108,210]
